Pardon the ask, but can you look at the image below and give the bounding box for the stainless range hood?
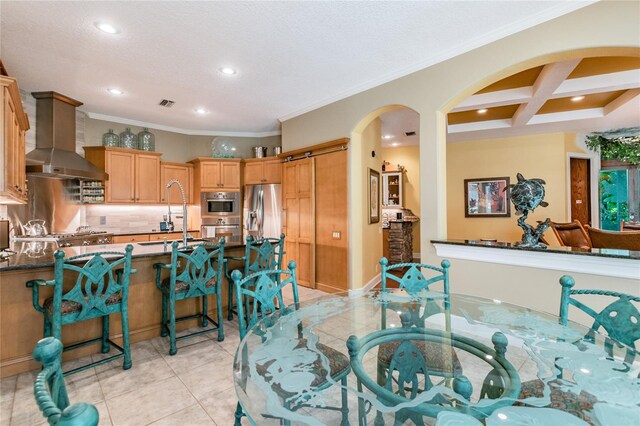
[26,91,108,181]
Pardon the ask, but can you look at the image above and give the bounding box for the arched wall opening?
[349,104,420,290]
[435,47,640,246]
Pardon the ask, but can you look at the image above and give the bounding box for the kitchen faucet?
[166,179,188,248]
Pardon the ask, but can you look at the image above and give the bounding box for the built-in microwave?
[201,191,241,217]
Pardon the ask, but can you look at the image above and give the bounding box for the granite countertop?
[431,239,640,260]
[111,229,200,237]
[0,240,244,272]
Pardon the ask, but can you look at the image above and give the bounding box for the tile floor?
[0,285,540,426]
[0,286,325,426]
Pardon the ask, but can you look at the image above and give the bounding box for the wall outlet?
[332,231,341,240]
[99,216,107,225]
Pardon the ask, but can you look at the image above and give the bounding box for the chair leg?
[340,376,349,426]
[121,310,132,370]
[201,296,209,327]
[101,315,110,354]
[43,316,51,338]
[374,361,387,426]
[169,296,177,356]
[227,279,234,321]
[161,294,168,337]
[216,291,225,342]
[234,401,244,426]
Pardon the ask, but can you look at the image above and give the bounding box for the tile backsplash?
[85,205,199,234]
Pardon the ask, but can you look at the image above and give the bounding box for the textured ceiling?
[0,1,590,136]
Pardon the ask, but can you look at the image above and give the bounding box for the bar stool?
[33,337,99,425]
[225,234,285,321]
[154,240,225,355]
[26,245,134,376]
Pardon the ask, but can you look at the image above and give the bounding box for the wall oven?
[201,192,241,217]
[201,217,242,244]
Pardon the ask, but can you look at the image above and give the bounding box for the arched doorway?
[349,105,420,290]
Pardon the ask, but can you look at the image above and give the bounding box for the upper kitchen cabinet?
[0,75,29,204]
[84,146,162,204]
[243,158,282,184]
[161,161,193,204]
[190,158,241,192]
[382,171,404,208]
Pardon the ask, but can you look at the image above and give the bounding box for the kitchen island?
[0,240,245,377]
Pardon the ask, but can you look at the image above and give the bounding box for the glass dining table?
[233,289,639,425]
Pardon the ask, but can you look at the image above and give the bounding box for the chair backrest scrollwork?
[168,240,225,298]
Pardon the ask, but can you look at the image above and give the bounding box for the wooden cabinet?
[161,162,193,204]
[382,171,404,207]
[282,158,315,288]
[112,234,150,244]
[84,147,162,204]
[243,158,282,184]
[190,158,242,194]
[0,76,29,204]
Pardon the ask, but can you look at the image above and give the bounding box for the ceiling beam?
[554,69,640,98]
[511,59,581,126]
[451,87,532,112]
[603,88,640,115]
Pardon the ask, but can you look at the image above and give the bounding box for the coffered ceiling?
[0,1,592,136]
[447,56,640,142]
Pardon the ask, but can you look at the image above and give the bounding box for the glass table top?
[233,290,639,425]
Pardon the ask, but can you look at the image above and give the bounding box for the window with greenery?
[587,128,640,230]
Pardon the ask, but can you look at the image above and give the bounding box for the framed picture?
[464,177,511,217]
[368,168,380,224]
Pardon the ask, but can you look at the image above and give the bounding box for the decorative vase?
[137,128,155,151]
[119,128,138,149]
[102,129,120,147]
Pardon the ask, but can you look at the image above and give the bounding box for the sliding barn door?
[282,158,315,288]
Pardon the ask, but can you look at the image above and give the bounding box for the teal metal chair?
[154,240,225,355]
[232,261,350,426]
[517,275,640,423]
[348,328,518,425]
[33,337,99,426]
[27,245,134,375]
[225,234,285,321]
[377,257,461,424]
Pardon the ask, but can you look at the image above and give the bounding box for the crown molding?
[83,111,281,138]
[278,1,596,123]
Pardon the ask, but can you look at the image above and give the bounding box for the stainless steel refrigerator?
[243,184,282,240]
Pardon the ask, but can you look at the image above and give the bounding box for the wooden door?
[161,163,192,204]
[283,158,315,288]
[220,162,240,189]
[263,160,282,184]
[105,151,136,203]
[135,154,161,203]
[244,162,264,184]
[570,158,591,226]
[200,162,221,189]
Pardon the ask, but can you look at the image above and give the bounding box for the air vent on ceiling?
[405,131,417,136]
[158,99,175,108]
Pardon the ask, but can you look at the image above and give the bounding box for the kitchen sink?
[138,238,204,246]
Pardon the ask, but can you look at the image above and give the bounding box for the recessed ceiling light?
[195,108,208,114]
[218,67,237,76]
[571,95,585,102]
[382,135,392,140]
[95,22,119,34]
[477,108,488,114]
[107,88,124,95]
[391,142,399,147]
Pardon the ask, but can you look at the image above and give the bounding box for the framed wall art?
[368,168,380,224]
[464,177,511,217]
